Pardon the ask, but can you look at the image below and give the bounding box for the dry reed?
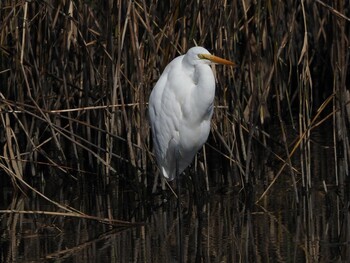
[0,0,349,225]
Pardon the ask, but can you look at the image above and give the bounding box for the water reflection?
[1,179,349,262]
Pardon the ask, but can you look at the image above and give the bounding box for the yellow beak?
[199,53,236,66]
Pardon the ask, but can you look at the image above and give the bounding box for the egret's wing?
[149,56,188,180]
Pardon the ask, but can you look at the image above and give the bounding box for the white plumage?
[149,47,234,181]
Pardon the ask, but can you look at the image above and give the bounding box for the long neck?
[190,64,216,122]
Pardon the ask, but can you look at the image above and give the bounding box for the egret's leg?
[193,170,204,262]
[175,148,184,263]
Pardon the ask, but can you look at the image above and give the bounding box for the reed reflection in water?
[1,171,349,262]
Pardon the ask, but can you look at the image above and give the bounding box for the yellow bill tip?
[199,53,236,66]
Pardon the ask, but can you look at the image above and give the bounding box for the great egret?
[149,46,234,181]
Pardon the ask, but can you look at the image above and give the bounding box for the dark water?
[1,130,350,262]
[1,181,349,262]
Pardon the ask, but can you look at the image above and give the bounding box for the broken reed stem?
[256,94,337,203]
[0,210,144,227]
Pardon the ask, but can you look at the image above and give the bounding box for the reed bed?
[0,0,349,220]
[1,0,350,262]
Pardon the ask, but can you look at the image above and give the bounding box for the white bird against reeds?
[149,47,235,180]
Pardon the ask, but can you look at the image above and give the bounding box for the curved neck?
[189,64,216,123]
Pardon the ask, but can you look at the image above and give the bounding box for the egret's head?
[184,46,235,67]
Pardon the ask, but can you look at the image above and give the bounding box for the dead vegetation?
[0,0,349,212]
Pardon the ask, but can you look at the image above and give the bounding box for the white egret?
[149,46,235,181]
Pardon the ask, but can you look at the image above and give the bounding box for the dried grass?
[0,0,349,213]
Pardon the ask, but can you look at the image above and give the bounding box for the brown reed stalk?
[0,0,349,213]
[1,4,350,262]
